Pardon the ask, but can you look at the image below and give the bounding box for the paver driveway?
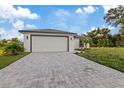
[0,52,124,88]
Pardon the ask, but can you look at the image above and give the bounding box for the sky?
[0,5,120,40]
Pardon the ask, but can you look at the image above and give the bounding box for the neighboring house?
[19,29,79,52]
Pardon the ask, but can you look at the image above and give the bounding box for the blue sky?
[0,5,120,40]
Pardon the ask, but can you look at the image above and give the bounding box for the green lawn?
[0,52,30,70]
[79,47,124,72]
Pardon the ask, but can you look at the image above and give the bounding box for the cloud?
[26,24,37,29]
[102,24,115,30]
[0,5,40,41]
[54,9,70,17]
[0,27,23,40]
[0,20,25,40]
[12,20,24,30]
[102,5,118,13]
[0,5,40,20]
[50,8,89,35]
[88,25,115,33]
[16,6,39,19]
[0,27,6,35]
[91,26,97,30]
[0,21,38,41]
[88,26,97,32]
[75,6,97,15]
[75,8,83,15]
[83,6,96,14]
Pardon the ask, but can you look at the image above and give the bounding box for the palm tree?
[104,6,124,27]
[80,34,91,48]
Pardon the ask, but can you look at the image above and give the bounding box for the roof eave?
[19,30,77,35]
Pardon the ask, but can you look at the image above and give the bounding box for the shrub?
[75,52,79,55]
[0,39,7,48]
[4,42,24,55]
[0,38,24,56]
[0,48,6,56]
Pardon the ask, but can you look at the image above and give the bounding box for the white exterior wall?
[23,32,76,52]
[68,36,74,52]
[24,34,30,52]
[74,38,79,49]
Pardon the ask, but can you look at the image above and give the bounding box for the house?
[19,29,79,52]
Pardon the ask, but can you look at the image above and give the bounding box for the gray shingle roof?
[19,29,77,35]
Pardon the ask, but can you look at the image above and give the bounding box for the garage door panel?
[32,36,68,52]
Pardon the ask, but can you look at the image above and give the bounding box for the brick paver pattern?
[0,52,124,88]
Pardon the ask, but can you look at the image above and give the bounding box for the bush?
[0,48,6,56]
[4,42,24,55]
[75,52,79,55]
[0,39,7,48]
[0,38,24,56]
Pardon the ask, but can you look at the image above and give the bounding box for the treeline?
[80,28,124,47]
[80,6,124,47]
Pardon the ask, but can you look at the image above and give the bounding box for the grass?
[79,47,124,72]
[0,52,30,70]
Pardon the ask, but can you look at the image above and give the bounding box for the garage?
[19,29,79,52]
[31,35,68,52]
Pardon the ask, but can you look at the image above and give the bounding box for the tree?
[0,39,7,48]
[104,6,124,27]
[118,26,124,46]
[4,38,24,55]
[80,34,91,48]
[104,6,124,47]
[11,38,20,43]
[119,25,124,35]
[85,27,113,47]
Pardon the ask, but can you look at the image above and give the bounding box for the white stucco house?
[19,29,79,52]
